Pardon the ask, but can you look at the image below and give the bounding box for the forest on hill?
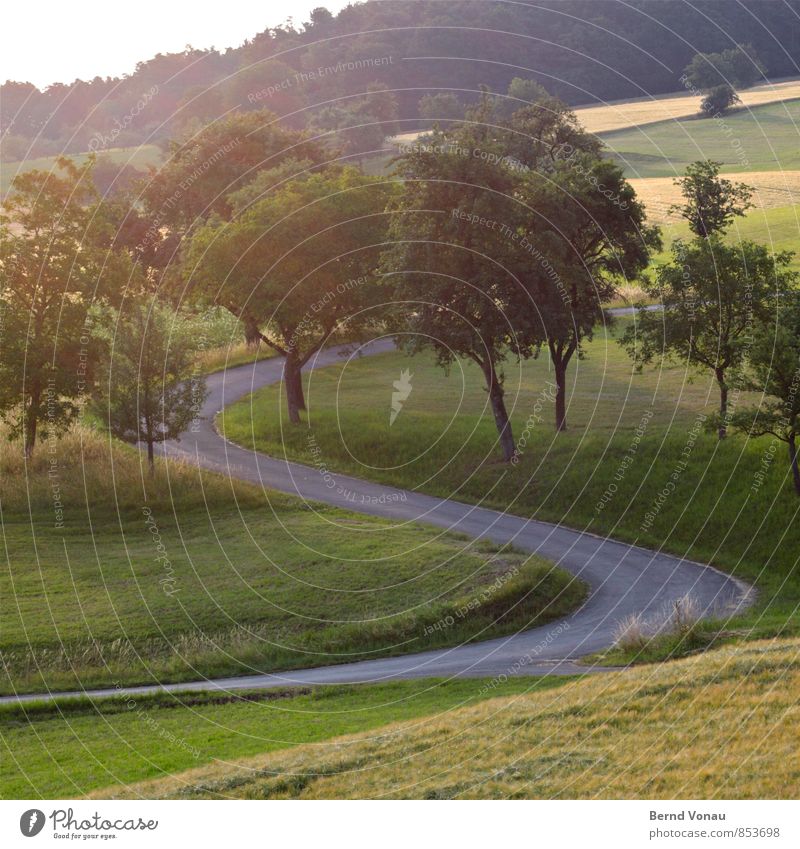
[3,0,799,162]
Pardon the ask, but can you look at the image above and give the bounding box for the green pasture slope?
[600,99,800,178]
[221,321,799,649]
[0,429,581,696]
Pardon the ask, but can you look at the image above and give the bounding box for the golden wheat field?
[574,78,800,134]
[629,170,800,223]
[92,638,800,800]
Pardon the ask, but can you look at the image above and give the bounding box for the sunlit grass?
[0,423,582,695]
[0,675,573,798]
[90,638,800,799]
[220,322,799,645]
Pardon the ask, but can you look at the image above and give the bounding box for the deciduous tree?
[183,166,396,423]
[723,290,800,495]
[0,157,123,457]
[622,239,795,439]
[93,301,207,473]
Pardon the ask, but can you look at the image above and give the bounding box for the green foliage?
[383,93,657,445]
[683,43,765,92]
[669,160,753,238]
[183,165,397,421]
[700,84,741,117]
[142,110,326,230]
[621,238,796,437]
[722,290,800,494]
[0,157,128,456]
[91,301,208,469]
[4,5,795,160]
[308,85,398,158]
[418,93,464,124]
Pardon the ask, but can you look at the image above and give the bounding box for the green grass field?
[220,322,799,647]
[0,675,572,798]
[0,425,582,696]
[88,638,800,799]
[600,100,800,178]
[0,145,162,195]
[657,203,800,267]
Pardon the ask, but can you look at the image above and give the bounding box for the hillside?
[3,0,799,161]
[575,77,800,134]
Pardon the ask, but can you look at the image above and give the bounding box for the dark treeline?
[3,0,799,161]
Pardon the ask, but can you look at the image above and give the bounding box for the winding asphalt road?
[4,337,751,704]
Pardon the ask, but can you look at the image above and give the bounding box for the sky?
[1,0,352,88]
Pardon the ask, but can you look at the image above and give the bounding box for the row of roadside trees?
[1,90,798,491]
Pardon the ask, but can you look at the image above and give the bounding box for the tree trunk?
[554,358,568,432]
[23,388,40,459]
[481,359,515,462]
[147,440,155,476]
[716,367,728,439]
[789,433,800,496]
[284,355,306,425]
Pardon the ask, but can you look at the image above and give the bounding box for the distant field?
[600,100,800,177]
[654,203,800,269]
[0,144,162,194]
[92,638,800,799]
[575,77,800,134]
[630,172,800,223]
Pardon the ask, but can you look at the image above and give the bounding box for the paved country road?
[3,340,750,704]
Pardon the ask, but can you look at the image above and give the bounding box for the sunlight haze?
[1,0,351,87]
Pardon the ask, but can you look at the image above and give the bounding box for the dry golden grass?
[575,78,800,134]
[0,421,262,516]
[195,340,275,374]
[93,638,800,800]
[629,170,800,223]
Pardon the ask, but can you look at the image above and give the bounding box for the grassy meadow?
[220,321,799,648]
[600,99,800,178]
[88,638,800,799]
[0,145,162,195]
[0,675,574,798]
[574,78,800,135]
[0,424,582,695]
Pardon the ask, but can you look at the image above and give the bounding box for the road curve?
[4,340,751,704]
